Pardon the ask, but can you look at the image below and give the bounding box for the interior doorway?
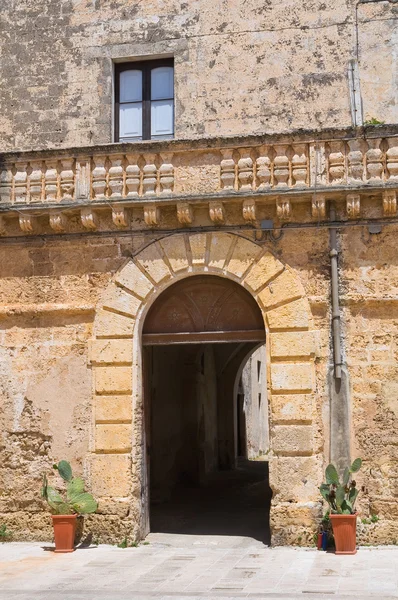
[142,275,272,543]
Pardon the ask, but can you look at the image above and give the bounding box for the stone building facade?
[1,0,398,545]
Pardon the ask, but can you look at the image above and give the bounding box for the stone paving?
[0,534,398,600]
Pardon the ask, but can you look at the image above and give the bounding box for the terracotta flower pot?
[330,513,357,555]
[52,514,77,553]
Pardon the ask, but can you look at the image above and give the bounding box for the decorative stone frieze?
[144,204,159,226]
[176,202,193,225]
[209,200,225,223]
[383,190,397,216]
[346,193,360,218]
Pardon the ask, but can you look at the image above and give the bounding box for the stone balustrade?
[1,126,398,234]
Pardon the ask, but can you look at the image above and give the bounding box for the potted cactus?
[41,460,97,553]
[319,458,362,555]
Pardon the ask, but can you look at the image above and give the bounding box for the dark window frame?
[114,58,174,142]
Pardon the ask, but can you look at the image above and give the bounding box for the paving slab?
[0,535,397,600]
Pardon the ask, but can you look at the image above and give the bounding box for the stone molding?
[1,130,398,235]
[88,231,321,543]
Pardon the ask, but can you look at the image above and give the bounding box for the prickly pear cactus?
[319,458,362,514]
[41,461,98,515]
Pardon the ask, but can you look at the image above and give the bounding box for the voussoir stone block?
[102,286,141,318]
[270,331,315,358]
[94,366,132,394]
[258,269,304,310]
[271,363,314,392]
[90,454,131,497]
[266,298,310,330]
[243,252,284,292]
[89,339,133,365]
[135,243,171,283]
[269,455,322,503]
[159,236,189,272]
[115,261,153,299]
[271,394,314,423]
[190,233,207,265]
[95,395,133,423]
[227,236,262,278]
[94,309,135,338]
[95,424,132,452]
[271,424,314,455]
[208,233,234,269]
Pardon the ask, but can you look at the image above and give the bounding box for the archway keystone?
[88,231,321,545]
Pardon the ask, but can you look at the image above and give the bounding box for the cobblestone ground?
[1,534,398,600]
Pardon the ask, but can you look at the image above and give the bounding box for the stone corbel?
[49,212,68,232]
[383,190,397,216]
[19,214,37,233]
[209,200,225,224]
[81,207,98,230]
[276,196,291,220]
[346,193,360,218]
[311,194,326,219]
[112,206,129,228]
[0,216,5,235]
[242,198,256,222]
[176,202,193,225]
[144,204,159,226]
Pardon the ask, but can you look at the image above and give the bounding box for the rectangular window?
[115,59,174,142]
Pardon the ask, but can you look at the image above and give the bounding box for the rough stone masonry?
[1,0,398,546]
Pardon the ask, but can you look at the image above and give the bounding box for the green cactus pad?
[350,458,362,473]
[70,492,98,515]
[325,464,339,485]
[67,477,85,501]
[57,460,73,482]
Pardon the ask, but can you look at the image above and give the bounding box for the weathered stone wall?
[1,0,397,151]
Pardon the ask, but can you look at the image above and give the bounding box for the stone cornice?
[0,124,398,235]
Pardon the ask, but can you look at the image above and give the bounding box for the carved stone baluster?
[347,140,364,183]
[19,214,37,233]
[59,158,75,201]
[383,191,397,216]
[108,155,124,198]
[81,207,98,230]
[49,213,68,232]
[14,163,28,204]
[292,144,308,186]
[366,138,384,181]
[144,204,159,226]
[142,155,157,196]
[44,160,58,202]
[346,193,360,218]
[311,194,326,219]
[255,147,271,190]
[220,149,236,190]
[125,154,141,197]
[237,149,253,191]
[328,141,346,184]
[177,202,193,225]
[112,206,129,228]
[159,152,174,195]
[386,140,398,181]
[92,156,107,200]
[242,198,256,221]
[75,158,91,201]
[209,201,225,223]
[273,145,290,187]
[276,196,291,220]
[0,168,12,204]
[29,161,43,203]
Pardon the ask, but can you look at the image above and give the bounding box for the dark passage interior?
[145,343,272,544]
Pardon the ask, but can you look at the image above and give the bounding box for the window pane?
[151,99,174,137]
[119,102,142,139]
[151,66,174,100]
[120,70,142,103]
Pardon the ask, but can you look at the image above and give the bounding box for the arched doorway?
[142,275,271,542]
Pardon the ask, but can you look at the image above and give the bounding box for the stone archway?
[88,232,321,545]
